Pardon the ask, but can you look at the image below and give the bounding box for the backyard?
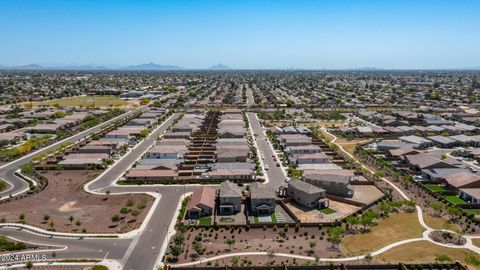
[444,195,468,205]
[424,184,447,193]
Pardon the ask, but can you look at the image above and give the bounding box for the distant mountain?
[208,63,231,70]
[57,65,109,70]
[14,64,45,70]
[123,62,184,71]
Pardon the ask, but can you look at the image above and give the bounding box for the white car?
[265,165,269,170]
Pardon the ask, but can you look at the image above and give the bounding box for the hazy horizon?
[1,0,480,69]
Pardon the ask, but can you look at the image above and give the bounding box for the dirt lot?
[284,200,359,223]
[167,226,340,264]
[0,170,153,233]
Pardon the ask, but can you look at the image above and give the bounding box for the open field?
[341,211,425,256]
[319,130,335,142]
[424,214,462,233]
[29,96,129,108]
[373,240,480,269]
[0,170,153,233]
[335,138,373,155]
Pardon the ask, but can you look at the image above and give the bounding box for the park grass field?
[341,211,425,256]
[30,95,128,108]
[373,240,479,269]
[473,238,480,248]
[423,214,462,233]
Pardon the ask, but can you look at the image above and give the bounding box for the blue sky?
[1,0,479,69]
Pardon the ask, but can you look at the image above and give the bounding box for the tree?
[139,98,150,105]
[345,216,360,233]
[327,226,344,248]
[225,238,235,249]
[25,261,33,269]
[69,215,74,223]
[192,240,204,255]
[43,214,50,223]
[170,244,182,258]
[431,203,444,216]
[111,214,120,223]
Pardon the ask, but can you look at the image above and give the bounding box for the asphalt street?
[88,113,180,191]
[0,227,131,262]
[247,112,286,190]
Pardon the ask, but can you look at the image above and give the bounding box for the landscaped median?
[0,179,9,192]
[340,211,426,256]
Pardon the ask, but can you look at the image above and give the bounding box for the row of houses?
[274,128,356,198]
[375,143,480,206]
[340,122,479,138]
[57,109,163,169]
[125,110,257,182]
[0,109,109,145]
[126,112,204,181]
[186,179,328,219]
[376,133,480,151]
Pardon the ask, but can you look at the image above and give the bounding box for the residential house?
[302,169,354,197]
[218,181,243,215]
[286,179,328,209]
[186,187,216,218]
[249,183,276,215]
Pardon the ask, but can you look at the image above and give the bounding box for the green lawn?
[252,213,277,224]
[320,207,337,215]
[424,184,446,193]
[0,179,8,192]
[444,195,468,205]
[270,213,277,223]
[198,217,212,226]
[32,96,128,108]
